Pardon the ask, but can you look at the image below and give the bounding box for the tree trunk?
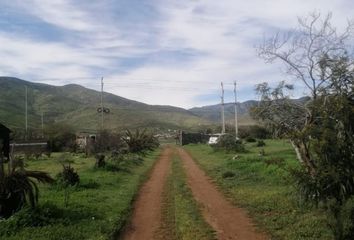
[290,140,316,175]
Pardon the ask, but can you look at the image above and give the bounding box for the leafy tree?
[94,130,127,153]
[254,12,354,239]
[44,123,76,152]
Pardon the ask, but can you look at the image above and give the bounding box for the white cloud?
[0,0,353,108]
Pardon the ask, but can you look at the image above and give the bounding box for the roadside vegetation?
[184,140,338,239]
[0,127,161,240]
[159,154,215,240]
[0,150,160,240]
[254,12,354,239]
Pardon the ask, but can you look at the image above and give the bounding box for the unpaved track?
[178,148,269,240]
[120,147,172,240]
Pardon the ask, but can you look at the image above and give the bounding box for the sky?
[0,0,353,108]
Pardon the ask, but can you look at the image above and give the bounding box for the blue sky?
[0,0,353,108]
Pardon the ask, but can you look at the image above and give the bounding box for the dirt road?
[121,146,268,240]
[120,147,173,240]
[178,148,268,240]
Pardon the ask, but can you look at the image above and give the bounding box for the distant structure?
[0,123,11,160]
[76,132,96,152]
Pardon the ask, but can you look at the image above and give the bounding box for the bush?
[124,129,159,153]
[104,153,144,172]
[238,125,271,139]
[256,140,266,147]
[222,171,236,178]
[245,137,256,142]
[0,169,54,218]
[212,134,246,153]
[0,202,95,236]
[264,157,285,167]
[44,123,77,152]
[94,130,127,153]
[56,165,80,187]
[181,132,209,145]
[95,154,106,168]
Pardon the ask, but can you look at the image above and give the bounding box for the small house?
[0,123,11,159]
[76,132,96,149]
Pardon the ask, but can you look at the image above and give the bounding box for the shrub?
[181,132,209,145]
[0,168,54,218]
[44,123,76,152]
[0,202,95,236]
[129,154,144,165]
[212,134,246,153]
[95,154,106,168]
[222,171,236,178]
[264,157,285,167]
[104,153,144,172]
[238,125,271,139]
[94,130,127,153]
[56,165,80,187]
[124,129,159,153]
[245,137,256,142]
[256,140,266,147]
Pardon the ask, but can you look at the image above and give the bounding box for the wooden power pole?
[234,81,238,139]
[25,86,28,141]
[100,77,104,131]
[221,82,225,134]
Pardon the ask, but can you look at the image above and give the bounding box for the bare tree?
[258,12,353,98]
[254,12,354,174]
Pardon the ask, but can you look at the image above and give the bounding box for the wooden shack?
[0,123,11,159]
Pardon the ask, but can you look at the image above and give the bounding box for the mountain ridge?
[0,77,209,132]
[0,77,309,132]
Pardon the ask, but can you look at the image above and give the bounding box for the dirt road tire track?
[120,147,173,240]
[178,148,269,240]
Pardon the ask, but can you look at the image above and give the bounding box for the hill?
[189,101,258,125]
[189,97,310,126]
[0,77,210,132]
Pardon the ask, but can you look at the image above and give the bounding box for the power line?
[21,75,237,85]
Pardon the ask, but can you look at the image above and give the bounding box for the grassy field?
[159,154,215,240]
[184,140,333,240]
[0,150,160,240]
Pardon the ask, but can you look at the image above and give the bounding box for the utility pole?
[221,82,225,134]
[41,111,44,138]
[234,81,238,139]
[100,77,104,131]
[25,86,28,141]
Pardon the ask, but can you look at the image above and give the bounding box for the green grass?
[159,154,215,240]
[0,150,161,240]
[184,140,333,240]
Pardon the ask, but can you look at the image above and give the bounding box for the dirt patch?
[120,147,173,240]
[178,148,269,240]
